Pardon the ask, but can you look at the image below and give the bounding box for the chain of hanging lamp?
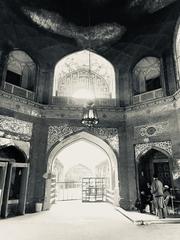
[81,4,99,128]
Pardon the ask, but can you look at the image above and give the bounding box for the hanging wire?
[81,4,99,128]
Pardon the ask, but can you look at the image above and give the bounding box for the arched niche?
[135,146,173,198]
[52,50,116,103]
[132,56,161,94]
[44,131,119,209]
[4,50,37,92]
[173,15,180,86]
[0,145,29,218]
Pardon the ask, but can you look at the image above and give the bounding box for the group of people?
[136,175,171,219]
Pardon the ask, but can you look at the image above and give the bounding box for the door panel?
[153,162,172,187]
[18,164,29,214]
[1,162,13,218]
[0,162,8,215]
[1,162,29,218]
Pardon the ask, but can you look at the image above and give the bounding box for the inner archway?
[138,148,173,194]
[0,146,29,218]
[44,132,119,210]
[52,139,111,202]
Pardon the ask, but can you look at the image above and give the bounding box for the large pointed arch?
[173,15,180,86]
[52,50,116,100]
[44,131,119,209]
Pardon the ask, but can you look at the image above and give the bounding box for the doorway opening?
[0,146,29,218]
[52,140,111,202]
[44,132,119,210]
[138,148,172,193]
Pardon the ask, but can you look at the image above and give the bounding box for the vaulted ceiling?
[7,0,178,26]
[0,0,180,70]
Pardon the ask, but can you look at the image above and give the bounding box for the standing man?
[151,174,165,219]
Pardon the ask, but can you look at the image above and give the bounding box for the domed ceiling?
[5,0,178,48]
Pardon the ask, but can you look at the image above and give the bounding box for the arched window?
[5,50,36,91]
[175,21,180,85]
[133,57,161,95]
[53,50,116,105]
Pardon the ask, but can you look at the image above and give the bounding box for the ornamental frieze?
[47,124,119,154]
[135,140,173,160]
[0,115,33,140]
[134,121,169,138]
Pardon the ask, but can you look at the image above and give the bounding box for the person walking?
[151,174,165,219]
[163,185,171,217]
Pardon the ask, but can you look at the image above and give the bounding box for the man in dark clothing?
[145,182,153,214]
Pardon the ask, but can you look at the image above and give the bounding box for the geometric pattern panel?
[47,124,119,155]
[134,121,169,138]
[0,115,33,141]
[135,140,173,160]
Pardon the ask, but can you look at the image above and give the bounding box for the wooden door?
[153,162,172,187]
[17,163,29,215]
[1,162,29,218]
[0,162,8,215]
[1,162,13,218]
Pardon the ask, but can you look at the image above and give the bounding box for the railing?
[52,96,117,107]
[3,82,35,101]
[56,181,82,201]
[133,88,163,104]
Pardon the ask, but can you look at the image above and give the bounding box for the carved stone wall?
[0,115,33,141]
[134,121,169,138]
[47,124,119,155]
[135,140,173,160]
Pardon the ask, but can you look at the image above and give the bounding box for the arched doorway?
[138,148,173,194]
[0,146,29,218]
[44,132,119,210]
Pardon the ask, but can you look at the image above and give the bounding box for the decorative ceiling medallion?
[22,7,126,48]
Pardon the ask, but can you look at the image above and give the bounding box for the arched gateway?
[43,132,120,210]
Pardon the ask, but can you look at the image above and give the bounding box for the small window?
[6,70,22,87]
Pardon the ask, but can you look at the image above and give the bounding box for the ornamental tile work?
[47,124,119,154]
[134,121,169,138]
[135,141,173,160]
[47,124,84,150]
[0,115,33,141]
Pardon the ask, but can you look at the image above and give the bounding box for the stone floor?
[1,201,180,240]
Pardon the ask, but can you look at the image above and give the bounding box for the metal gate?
[56,181,81,201]
[82,178,105,202]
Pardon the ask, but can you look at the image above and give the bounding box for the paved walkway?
[116,207,180,225]
[0,201,180,240]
